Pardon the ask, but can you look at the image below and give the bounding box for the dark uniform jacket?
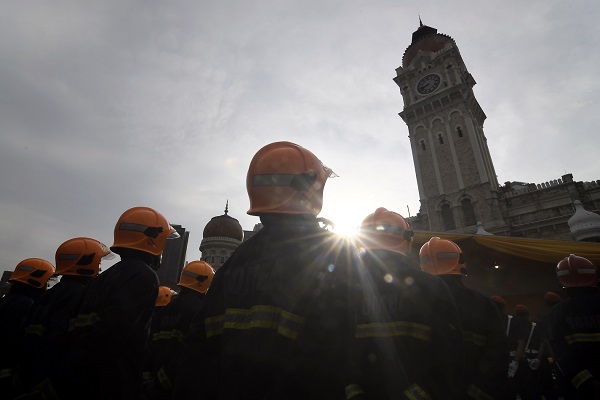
[17,276,92,391]
[0,283,42,397]
[50,258,158,400]
[546,288,600,396]
[172,214,360,400]
[440,275,509,400]
[144,288,205,397]
[348,250,464,400]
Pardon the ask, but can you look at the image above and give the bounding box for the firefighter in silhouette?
[144,261,215,399]
[172,141,360,400]
[0,258,54,398]
[490,295,529,399]
[16,238,113,393]
[546,254,600,399]
[155,286,174,309]
[513,304,542,399]
[346,211,464,400]
[534,292,564,400]
[420,237,508,399]
[34,206,178,400]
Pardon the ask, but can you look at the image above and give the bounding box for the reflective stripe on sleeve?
[463,331,487,347]
[565,332,600,344]
[152,329,185,342]
[404,383,432,400]
[157,366,172,390]
[355,321,432,341]
[0,368,13,379]
[24,324,47,336]
[345,384,364,399]
[33,378,62,400]
[205,305,305,340]
[571,369,593,389]
[467,384,494,400]
[68,312,100,331]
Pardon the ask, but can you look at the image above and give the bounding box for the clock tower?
[394,22,507,233]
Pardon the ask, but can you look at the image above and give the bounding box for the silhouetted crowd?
[1,141,599,400]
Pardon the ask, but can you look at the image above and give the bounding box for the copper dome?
[402,23,455,69]
[202,204,244,241]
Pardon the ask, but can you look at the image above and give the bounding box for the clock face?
[417,74,441,94]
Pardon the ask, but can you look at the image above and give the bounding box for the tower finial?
[224,200,229,215]
[419,15,423,27]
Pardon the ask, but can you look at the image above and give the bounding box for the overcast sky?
[1,1,599,274]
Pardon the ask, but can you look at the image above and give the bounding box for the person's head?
[357,207,413,256]
[246,141,335,216]
[490,295,506,313]
[9,258,55,290]
[55,237,114,277]
[178,260,215,294]
[156,286,174,307]
[556,254,598,289]
[515,304,530,319]
[543,291,561,307]
[111,207,179,267]
[419,237,466,276]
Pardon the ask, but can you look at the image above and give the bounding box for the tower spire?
[224,200,229,215]
[419,15,423,27]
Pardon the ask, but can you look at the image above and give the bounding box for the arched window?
[456,127,463,138]
[441,203,455,231]
[461,198,477,226]
[438,134,444,144]
[420,140,426,151]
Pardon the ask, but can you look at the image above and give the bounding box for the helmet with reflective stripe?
[358,207,413,255]
[178,260,215,294]
[156,286,174,306]
[556,254,598,288]
[112,207,179,256]
[246,141,335,216]
[55,237,114,277]
[9,258,55,288]
[419,237,466,276]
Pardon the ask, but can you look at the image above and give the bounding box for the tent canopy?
[412,232,600,266]
[408,232,600,317]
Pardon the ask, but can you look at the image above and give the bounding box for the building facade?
[395,21,600,240]
[157,224,189,288]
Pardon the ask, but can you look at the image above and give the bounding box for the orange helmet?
[515,304,530,316]
[246,141,336,216]
[9,258,55,289]
[357,207,413,255]
[543,291,561,304]
[178,260,215,294]
[111,207,179,256]
[556,254,598,288]
[490,295,506,306]
[156,286,174,307]
[55,237,114,277]
[419,237,466,276]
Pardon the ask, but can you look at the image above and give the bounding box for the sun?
[319,206,363,239]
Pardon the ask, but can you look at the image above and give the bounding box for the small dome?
[568,200,600,242]
[475,221,493,236]
[203,204,244,241]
